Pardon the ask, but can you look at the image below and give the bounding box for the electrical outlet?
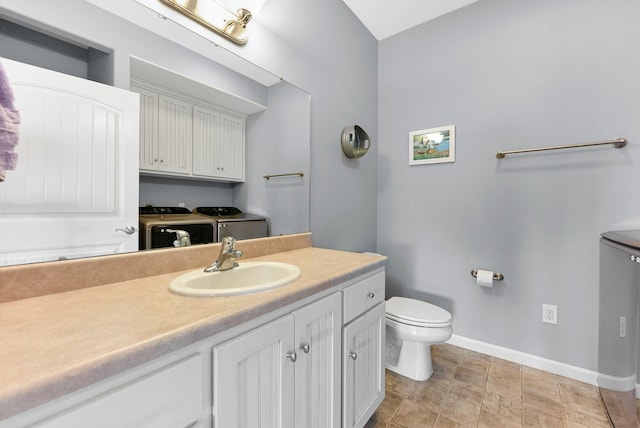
[542,304,557,324]
[178,202,186,208]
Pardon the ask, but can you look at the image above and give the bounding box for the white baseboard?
[596,372,637,392]
[448,334,600,386]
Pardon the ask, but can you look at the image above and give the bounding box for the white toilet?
[385,296,453,381]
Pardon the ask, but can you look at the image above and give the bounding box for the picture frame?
[409,125,455,165]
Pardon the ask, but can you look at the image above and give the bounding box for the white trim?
[596,372,637,392]
[449,334,640,398]
[448,335,598,385]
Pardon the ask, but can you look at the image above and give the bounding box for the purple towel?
[0,60,21,182]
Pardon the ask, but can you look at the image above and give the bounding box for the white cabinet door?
[158,94,192,175]
[217,113,245,181]
[192,105,220,177]
[213,292,342,428]
[193,107,245,181]
[342,303,385,428]
[293,293,342,428]
[0,59,139,265]
[213,315,296,428]
[134,86,159,171]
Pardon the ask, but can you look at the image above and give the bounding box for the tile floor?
[366,343,618,428]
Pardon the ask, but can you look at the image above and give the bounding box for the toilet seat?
[386,297,452,328]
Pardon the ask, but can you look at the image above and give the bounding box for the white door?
[293,293,342,428]
[0,59,139,266]
[213,315,296,428]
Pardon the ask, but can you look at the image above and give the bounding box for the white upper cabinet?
[192,105,245,181]
[136,87,159,171]
[158,94,192,175]
[133,83,245,182]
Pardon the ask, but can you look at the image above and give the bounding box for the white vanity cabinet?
[0,268,385,428]
[341,272,386,428]
[133,83,245,182]
[213,292,342,428]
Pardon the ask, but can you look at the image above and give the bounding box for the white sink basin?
[169,261,301,297]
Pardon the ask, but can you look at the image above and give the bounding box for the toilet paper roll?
[476,269,494,288]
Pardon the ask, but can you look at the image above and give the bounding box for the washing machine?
[193,207,269,242]
[138,206,216,249]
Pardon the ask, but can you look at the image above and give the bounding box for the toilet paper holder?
[470,269,504,281]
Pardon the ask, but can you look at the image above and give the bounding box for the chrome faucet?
[204,236,243,272]
[166,229,191,247]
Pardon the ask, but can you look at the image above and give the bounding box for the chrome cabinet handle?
[286,351,297,362]
[299,343,310,353]
[348,351,358,360]
[630,255,640,263]
[366,292,375,299]
[115,226,136,235]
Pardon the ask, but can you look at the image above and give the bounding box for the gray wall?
[235,0,379,251]
[139,176,232,208]
[238,82,311,236]
[378,0,640,370]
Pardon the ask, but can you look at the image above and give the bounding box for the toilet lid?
[386,297,452,326]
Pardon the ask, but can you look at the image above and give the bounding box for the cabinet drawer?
[342,272,385,324]
[34,355,203,428]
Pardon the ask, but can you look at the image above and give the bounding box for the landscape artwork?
[409,125,455,165]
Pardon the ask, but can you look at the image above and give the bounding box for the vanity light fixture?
[160,0,255,45]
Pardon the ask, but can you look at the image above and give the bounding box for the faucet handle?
[221,236,236,248]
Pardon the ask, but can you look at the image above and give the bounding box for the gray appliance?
[598,230,640,427]
[193,207,268,242]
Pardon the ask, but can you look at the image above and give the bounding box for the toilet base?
[386,341,433,381]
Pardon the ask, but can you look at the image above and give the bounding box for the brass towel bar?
[496,138,627,159]
[263,171,305,180]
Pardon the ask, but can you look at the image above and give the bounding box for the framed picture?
[409,125,455,165]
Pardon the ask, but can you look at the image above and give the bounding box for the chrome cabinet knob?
[286,351,297,362]
[115,226,136,235]
[366,292,375,299]
[348,351,358,361]
[299,343,310,353]
[630,255,640,263]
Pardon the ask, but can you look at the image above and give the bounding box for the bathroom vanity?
[0,234,385,428]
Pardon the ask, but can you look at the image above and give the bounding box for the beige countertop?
[0,238,385,420]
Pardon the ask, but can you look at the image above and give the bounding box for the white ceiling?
[341,0,480,40]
